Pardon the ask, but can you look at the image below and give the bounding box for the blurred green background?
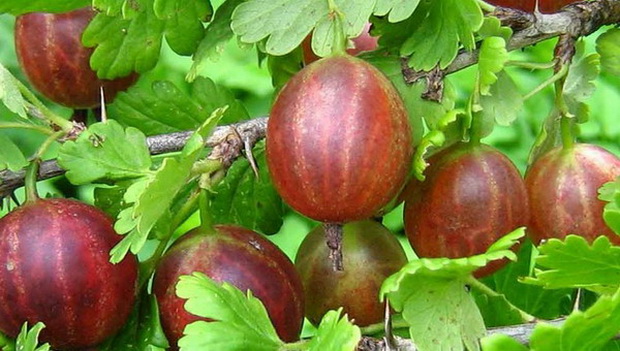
[1,12,620,266]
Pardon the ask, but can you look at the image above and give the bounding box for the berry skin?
[266,55,412,223]
[153,225,305,349]
[404,142,529,277]
[14,7,137,108]
[0,198,138,349]
[525,143,620,245]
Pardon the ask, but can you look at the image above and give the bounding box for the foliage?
[1,0,620,350]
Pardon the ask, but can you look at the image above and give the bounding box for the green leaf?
[478,37,508,95]
[176,272,283,351]
[14,322,50,351]
[597,28,620,76]
[109,77,248,135]
[0,63,27,118]
[57,120,152,185]
[474,293,524,328]
[523,235,620,290]
[402,0,483,71]
[0,134,28,172]
[529,287,620,351]
[0,0,88,15]
[267,49,304,93]
[381,229,524,351]
[85,0,210,79]
[110,108,225,263]
[374,0,421,23]
[477,17,512,42]
[483,240,573,320]
[99,293,168,351]
[481,334,528,351]
[563,49,600,122]
[83,1,165,79]
[153,0,212,55]
[307,309,361,351]
[231,0,373,57]
[211,144,284,235]
[480,71,523,129]
[188,0,245,81]
[600,178,620,235]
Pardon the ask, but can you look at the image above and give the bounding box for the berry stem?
[555,76,575,151]
[199,189,216,235]
[522,65,569,101]
[360,314,409,335]
[0,123,54,135]
[14,77,74,132]
[468,80,483,146]
[466,276,536,323]
[324,222,344,271]
[505,60,556,70]
[24,130,66,203]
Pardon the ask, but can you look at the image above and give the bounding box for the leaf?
[381,229,524,351]
[188,0,245,81]
[523,235,620,290]
[483,240,573,320]
[480,71,524,128]
[0,63,27,118]
[0,0,88,15]
[529,287,620,351]
[110,108,225,263]
[307,309,361,351]
[14,322,50,351]
[98,292,168,351]
[473,293,525,328]
[57,120,152,185]
[211,144,285,235]
[84,0,210,79]
[563,50,600,122]
[600,178,620,235]
[374,0,421,23]
[109,77,248,136]
[153,0,212,55]
[231,0,373,56]
[0,134,28,172]
[481,334,528,351]
[478,37,508,96]
[176,272,283,351]
[477,17,512,42]
[267,49,304,93]
[597,28,620,76]
[402,0,483,71]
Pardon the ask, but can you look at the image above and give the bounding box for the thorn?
[383,299,397,351]
[573,288,582,312]
[244,137,259,178]
[100,86,108,122]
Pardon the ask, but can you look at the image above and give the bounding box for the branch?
[402,0,620,84]
[1,0,618,195]
[0,117,268,197]
[356,318,566,350]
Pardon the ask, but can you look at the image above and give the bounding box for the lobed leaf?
[481,334,528,351]
[85,0,210,79]
[529,287,620,351]
[14,322,50,351]
[57,120,152,185]
[307,309,361,351]
[596,28,620,76]
[188,0,245,81]
[231,0,373,57]
[381,229,524,351]
[480,71,523,128]
[478,36,508,96]
[374,0,421,23]
[176,272,283,351]
[110,108,225,262]
[402,0,483,71]
[523,235,620,290]
[109,77,248,136]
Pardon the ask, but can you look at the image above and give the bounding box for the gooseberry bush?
[0,0,620,350]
